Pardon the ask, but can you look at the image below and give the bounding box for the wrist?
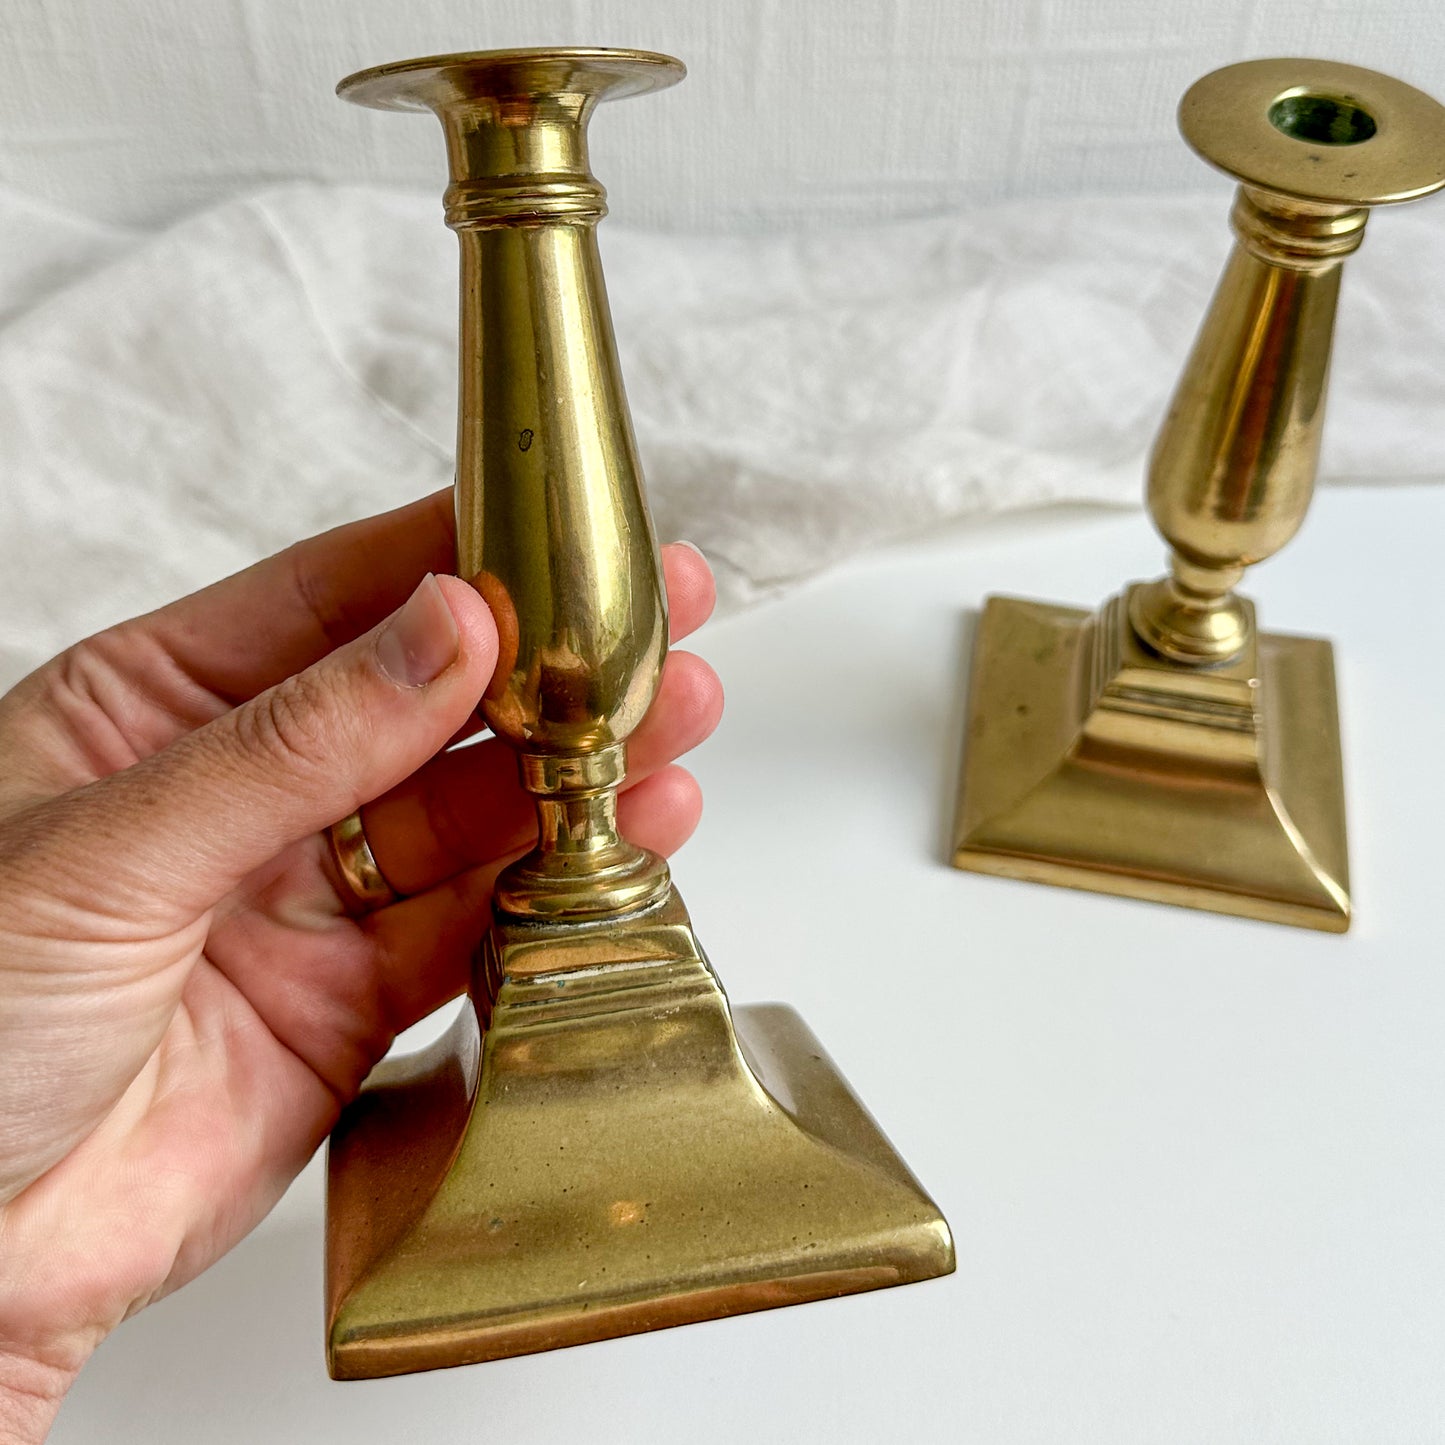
[0,1348,74,1443]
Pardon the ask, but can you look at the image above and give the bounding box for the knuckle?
[234,669,338,775]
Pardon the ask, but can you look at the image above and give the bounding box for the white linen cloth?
[1,181,1442,692]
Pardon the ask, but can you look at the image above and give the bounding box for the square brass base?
[325,892,954,1379]
[952,593,1350,932]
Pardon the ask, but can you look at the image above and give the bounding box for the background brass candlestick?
[952,59,1445,932]
[325,49,953,1381]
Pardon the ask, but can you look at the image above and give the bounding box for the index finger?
[139,489,457,705]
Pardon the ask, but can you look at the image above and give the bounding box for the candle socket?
[325,49,952,1380]
[952,59,1445,931]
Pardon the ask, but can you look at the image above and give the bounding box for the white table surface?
[53,484,1445,1443]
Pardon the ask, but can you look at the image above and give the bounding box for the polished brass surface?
[327,47,953,1380]
[326,811,399,912]
[957,593,1348,930]
[328,892,954,1379]
[339,47,684,924]
[953,59,1445,930]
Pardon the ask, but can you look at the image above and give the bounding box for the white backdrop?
[5,1,1445,682]
[11,11,1445,1441]
[1,0,1443,231]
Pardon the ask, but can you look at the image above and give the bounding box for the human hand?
[0,492,721,1440]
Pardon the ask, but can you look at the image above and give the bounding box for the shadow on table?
[50,1215,323,1443]
[933,606,979,866]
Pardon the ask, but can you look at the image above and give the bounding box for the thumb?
[29,573,497,927]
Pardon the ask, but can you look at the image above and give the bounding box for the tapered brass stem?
[343,49,679,921]
[1131,60,1445,665]
[1132,193,1362,663]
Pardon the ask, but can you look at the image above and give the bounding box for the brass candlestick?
[952,59,1445,932]
[325,49,953,1381]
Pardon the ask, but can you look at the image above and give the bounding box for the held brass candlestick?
[325,49,953,1380]
[952,59,1445,931]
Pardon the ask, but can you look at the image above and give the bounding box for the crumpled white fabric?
[2,181,1442,692]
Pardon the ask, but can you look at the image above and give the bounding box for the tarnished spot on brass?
[1268,92,1377,147]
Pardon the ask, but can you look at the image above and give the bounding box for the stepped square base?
[952,591,1350,932]
[326,891,954,1379]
